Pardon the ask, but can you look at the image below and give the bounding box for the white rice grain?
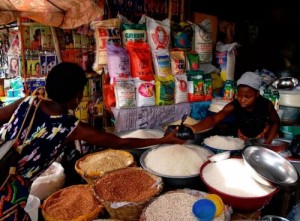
[202,158,276,197]
[144,144,208,176]
[120,129,163,139]
[204,135,244,150]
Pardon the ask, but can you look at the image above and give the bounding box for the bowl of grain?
[116,129,165,159]
[140,144,214,189]
[140,189,227,221]
[42,184,104,221]
[203,135,245,155]
[75,149,135,184]
[93,167,162,221]
[200,158,280,212]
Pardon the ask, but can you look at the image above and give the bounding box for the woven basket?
[75,149,135,184]
[140,189,227,221]
[42,184,104,221]
[93,167,163,221]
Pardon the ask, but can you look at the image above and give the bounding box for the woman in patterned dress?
[0,62,184,220]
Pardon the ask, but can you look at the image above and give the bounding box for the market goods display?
[93,167,162,220]
[75,149,135,184]
[42,184,104,221]
[200,158,279,212]
[140,189,226,221]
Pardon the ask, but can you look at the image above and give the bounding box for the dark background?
[190,0,300,80]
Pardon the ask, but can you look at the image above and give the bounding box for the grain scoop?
[164,112,195,140]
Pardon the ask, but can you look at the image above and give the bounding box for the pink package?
[107,44,131,84]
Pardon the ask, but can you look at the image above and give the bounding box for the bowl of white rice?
[203,135,245,155]
[140,144,214,189]
[200,158,279,212]
[116,129,165,160]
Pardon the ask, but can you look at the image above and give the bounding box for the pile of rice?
[202,158,276,197]
[204,135,244,150]
[120,129,164,139]
[143,144,210,176]
[142,190,225,221]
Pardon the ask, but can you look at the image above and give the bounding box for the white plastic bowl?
[208,151,230,162]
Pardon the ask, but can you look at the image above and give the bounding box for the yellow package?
[155,75,175,106]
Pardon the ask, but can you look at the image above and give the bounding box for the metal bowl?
[261,215,290,221]
[272,77,299,90]
[242,146,299,187]
[140,144,214,189]
[245,138,290,152]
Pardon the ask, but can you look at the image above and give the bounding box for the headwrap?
[237,72,261,90]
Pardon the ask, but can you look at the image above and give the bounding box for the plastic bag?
[30,162,66,200]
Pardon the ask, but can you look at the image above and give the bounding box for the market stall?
[1,1,300,221]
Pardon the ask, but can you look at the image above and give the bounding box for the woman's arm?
[264,101,281,144]
[189,103,235,133]
[66,121,185,149]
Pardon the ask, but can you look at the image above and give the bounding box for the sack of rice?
[93,167,162,221]
[140,189,226,221]
[30,162,66,200]
[75,149,135,184]
[42,184,104,221]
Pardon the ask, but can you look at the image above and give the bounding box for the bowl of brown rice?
[42,184,104,221]
[93,167,163,221]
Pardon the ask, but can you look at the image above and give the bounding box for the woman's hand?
[162,126,186,144]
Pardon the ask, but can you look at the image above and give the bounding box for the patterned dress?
[0,96,79,220]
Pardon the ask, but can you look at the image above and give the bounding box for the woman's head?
[35,62,40,70]
[236,85,259,108]
[33,29,41,41]
[10,58,18,68]
[46,62,87,104]
[236,72,261,108]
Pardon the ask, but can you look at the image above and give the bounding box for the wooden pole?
[168,0,173,21]
[17,17,28,94]
[50,27,62,63]
[180,0,185,22]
